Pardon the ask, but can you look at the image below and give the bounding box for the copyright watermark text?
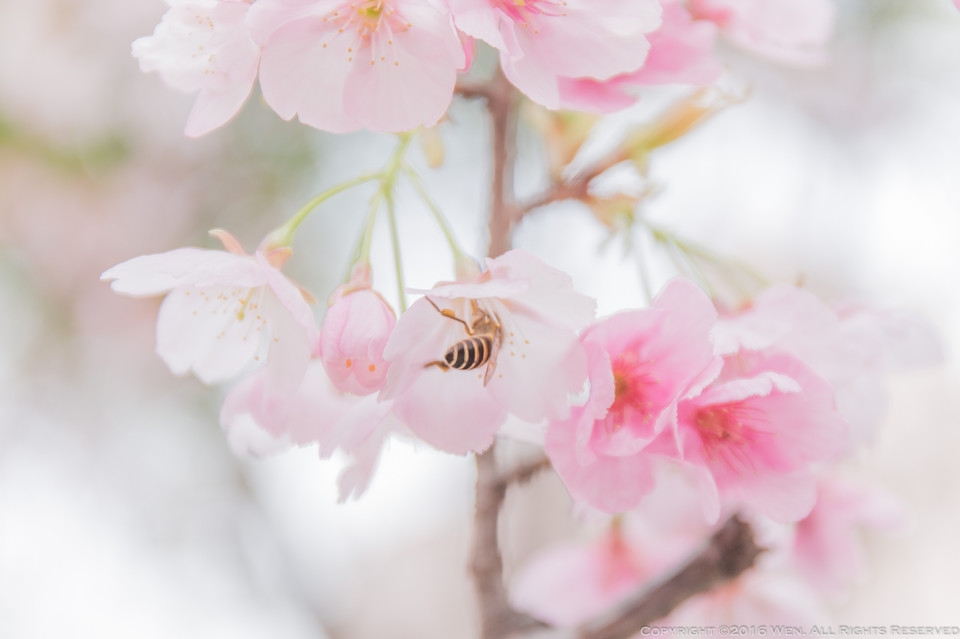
[637,625,960,637]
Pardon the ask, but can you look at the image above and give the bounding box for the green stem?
[357,191,385,265]
[269,134,415,249]
[402,165,466,259]
[383,133,413,188]
[269,172,380,247]
[385,190,407,312]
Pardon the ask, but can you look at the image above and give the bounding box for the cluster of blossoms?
[511,470,909,626]
[102,236,599,497]
[101,216,940,625]
[102,231,940,513]
[113,0,949,628]
[134,0,836,136]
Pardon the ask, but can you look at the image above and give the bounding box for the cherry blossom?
[320,265,396,396]
[221,357,346,456]
[715,284,942,451]
[133,0,260,137]
[545,278,720,513]
[449,0,663,110]
[662,350,847,524]
[510,471,737,627]
[688,0,835,66]
[557,0,722,113]
[793,476,907,598]
[222,358,399,500]
[381,249,595,455]
[248,0,466,133]
[101,230,317,390]
[510,522,654,627]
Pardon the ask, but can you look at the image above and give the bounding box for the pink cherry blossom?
[449,0,663,109]
[688,0,835,66]
[222,358,399,500]
[663,350,847,524]
[320,266,396,396]
[511,475,724,627]
[557,1,721,113]
[221,357,346,456]
[248,0,466,133]
[101,230,317,390]
[793,476,907,598]
[133,0,260,137]
[381,249,595,455]
[511,522,653,627]
[545,278,720,513]
[715,284,942,451]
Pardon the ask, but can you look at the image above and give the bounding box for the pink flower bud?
[320,286,396,396]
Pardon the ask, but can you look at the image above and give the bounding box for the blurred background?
[0,0,958,637]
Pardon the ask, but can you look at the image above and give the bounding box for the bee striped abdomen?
[444,336,492,371]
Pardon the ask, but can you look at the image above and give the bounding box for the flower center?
[605,354,657,433]
[351,1,390,39]
[496,0,566,25]
[692,403,768,473]
[323,1,411,66]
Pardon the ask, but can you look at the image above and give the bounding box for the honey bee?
[423,297,503,386]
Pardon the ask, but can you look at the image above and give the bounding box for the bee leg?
[425,296,473,335]
[424,360,450,372]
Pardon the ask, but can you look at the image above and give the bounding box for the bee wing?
[483,327,503,387]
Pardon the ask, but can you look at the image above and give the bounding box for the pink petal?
[448,0,514,54]
[381,295,457,400]
[220,360,351,456]
[486,248,596,331]
[391,365,507,454]
[628,0,721,85]
[558,77,640,114]
[546,408,657,514]
[255,252,318,343]
[692,0,834,67]
[408,278,529,301]
[155,286,264,383]
[511,535,645,627]
[509,0,659,82]
[258,17,357,131]
[184,78,255,137]
[101,248,263,296]
[260,292,312,399]
[736,471,819,523]
[487,308,587,423]
[341,21,458,132]
[320,288,395,395]
[335,400,395,501]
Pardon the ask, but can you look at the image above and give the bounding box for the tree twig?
[486,68,519,259]
[470,65,549,638]
[471,449,550,639]
[576,514,764,639]
[496,455,551,490]
[456,80,496,101]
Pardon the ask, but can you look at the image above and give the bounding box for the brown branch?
[497,455,551,490]
[486,68,519,259]
[513,147,630,223]
[471,448,550,639]
[577,515,763,639]
[470,66,545,639]
[515,178,590,218]
[456,80,496,102]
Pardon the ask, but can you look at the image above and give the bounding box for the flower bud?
[320,281,396,396]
